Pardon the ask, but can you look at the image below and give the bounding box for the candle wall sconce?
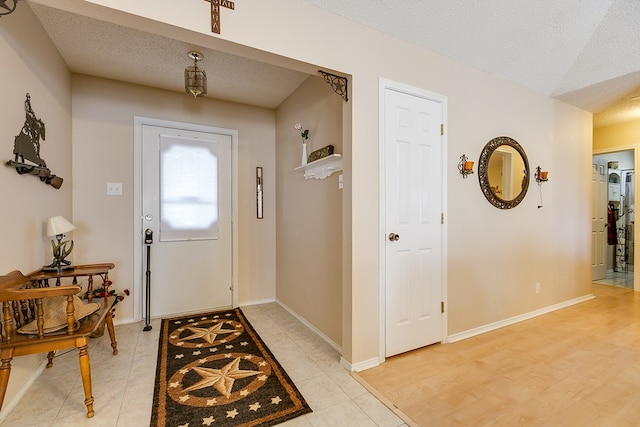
[534,166,549,208]
[534,166,549,183]
[458,154,474,178]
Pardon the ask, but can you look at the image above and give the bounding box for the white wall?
[33,0,593,368]
[275,76,344,346]
[71,75,277,321]
[0,4,72,412]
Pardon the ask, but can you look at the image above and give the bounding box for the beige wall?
[0,5,72,410]
[71,75,278,320]
[24,0,594,369]
[275,76,343,346]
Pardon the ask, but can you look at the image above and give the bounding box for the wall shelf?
[294,154,342,180]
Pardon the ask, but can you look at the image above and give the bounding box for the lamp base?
[43,264,74,272]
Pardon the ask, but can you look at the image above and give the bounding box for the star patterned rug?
[150,308,312,427]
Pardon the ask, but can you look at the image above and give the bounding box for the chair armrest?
[0,285,81,303]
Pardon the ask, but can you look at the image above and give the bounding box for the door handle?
[388,233,400,242]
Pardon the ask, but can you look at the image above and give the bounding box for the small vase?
[301,142,308,166]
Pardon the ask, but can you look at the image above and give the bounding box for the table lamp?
[44,216,76,271]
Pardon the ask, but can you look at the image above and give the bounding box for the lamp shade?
[46,216,75,237]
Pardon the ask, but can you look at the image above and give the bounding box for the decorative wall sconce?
[184,51,207,98]
[44,216,75,271]
[534,166,549,183]
[534,166,549,208]
[458,154,474,178]
[0,0,19,18]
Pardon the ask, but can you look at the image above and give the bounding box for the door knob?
[388,233,400,241]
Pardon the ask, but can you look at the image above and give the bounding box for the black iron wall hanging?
[5,94,63,189]
[318,70,349,102]
[0,0,19,18]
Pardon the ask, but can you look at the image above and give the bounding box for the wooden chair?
[0,270,118,418]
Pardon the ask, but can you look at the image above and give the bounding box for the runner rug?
[151,308,312,427]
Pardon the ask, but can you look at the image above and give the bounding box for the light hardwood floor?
[355,284,640,427]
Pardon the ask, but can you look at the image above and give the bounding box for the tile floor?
[593,268,634,289]
[1,303,406,426]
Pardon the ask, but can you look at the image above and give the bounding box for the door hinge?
[441,301,445,313]
[441,213,444,224]
[440,124,444,135]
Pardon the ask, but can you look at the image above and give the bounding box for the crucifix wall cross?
[204,0,235,34]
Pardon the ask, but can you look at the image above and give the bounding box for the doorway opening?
[593,150,635,289]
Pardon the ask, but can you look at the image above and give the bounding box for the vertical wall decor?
[203,0,235,34]
[5,93,63,188]
[256,167,263,219]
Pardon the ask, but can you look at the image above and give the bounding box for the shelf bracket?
[318,70,348,102]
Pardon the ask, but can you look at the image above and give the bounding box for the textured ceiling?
[28,3,310,109]
[304,0,640,128]
[27,1,640,127]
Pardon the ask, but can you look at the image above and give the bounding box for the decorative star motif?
[241,341,248,346]
[240,390,249,397]
[182,323,236,344]
[175,354,184,359]
[206,398,217,406]
[203,416,215,426]
[169,381,180,388]
[178,423,188,427]
[180,368,189,375]
[183,357,261,397]
[179,395,190,403]
[249,402,261,411]
[193,351,202,356]
[272,396,281,405]
[227,409,239,419]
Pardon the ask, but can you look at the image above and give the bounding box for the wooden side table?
[28,263,115,302]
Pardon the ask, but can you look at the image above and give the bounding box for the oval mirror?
[478,136,529,209]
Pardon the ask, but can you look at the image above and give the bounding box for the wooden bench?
[0,269,118,418]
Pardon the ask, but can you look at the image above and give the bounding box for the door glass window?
[159,136,218,241]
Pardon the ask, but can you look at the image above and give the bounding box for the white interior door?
[142,124,233,317]
[592,160,607,280]
[383,86,444,357]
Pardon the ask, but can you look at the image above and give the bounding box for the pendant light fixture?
[184,51,207,98]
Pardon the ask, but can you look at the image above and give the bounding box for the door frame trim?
[133,116,239,322]
[593,145,638,292]
[378,78,448,363]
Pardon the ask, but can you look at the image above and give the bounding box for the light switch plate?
[107,182,122,195]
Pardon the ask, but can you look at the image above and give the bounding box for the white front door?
[141,123,233,317]
[383,84,445,357]
[592,160,607,281]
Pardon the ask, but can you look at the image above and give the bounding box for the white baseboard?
[274,299,342,354]
[239,297,276,307]
[342,356,380,372]
[447,294,596,343]
[0,358,48,424]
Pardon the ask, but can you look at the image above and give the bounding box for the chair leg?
[105,314,118,355]
[46,351,55,368]
[0,349,14,411]
[76,338,95,418]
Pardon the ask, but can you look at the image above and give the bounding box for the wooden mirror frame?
[478,136,530,209]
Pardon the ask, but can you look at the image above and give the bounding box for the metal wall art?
[0,0,19,18]
[203,0,235,34]
[318,70,349,102]
[5,94,63,189]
